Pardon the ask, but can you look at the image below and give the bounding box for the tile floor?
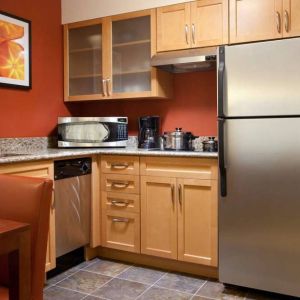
[44,258,296,300]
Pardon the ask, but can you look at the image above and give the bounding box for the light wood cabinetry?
[0,161,56,271]
[100,155,141,253]
[140,157,218,267]
[157,0,228,52]
[140,176,178,259]
[64,10,172,102]
[283,0,300,37]
[177,178,218,266]
[230,0,300,43]
[157,3,191,51]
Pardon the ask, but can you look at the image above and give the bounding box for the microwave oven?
[58,117,128,148]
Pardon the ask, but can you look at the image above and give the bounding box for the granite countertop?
[0,147,218,164]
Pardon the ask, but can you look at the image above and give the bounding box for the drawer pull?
[111,199,129,207]
[111,181,130,189]
[112,217,129,223]
[111,163,129,170]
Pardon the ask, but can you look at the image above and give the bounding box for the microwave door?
[60,122,109,143]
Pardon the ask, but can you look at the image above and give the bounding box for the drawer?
[101,174,140,194]
[101,211,140,253]
[101,155,139,175]
[140,157,218,180]
[102,191,140,214]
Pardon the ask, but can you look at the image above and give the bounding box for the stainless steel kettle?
[162,128,197,151]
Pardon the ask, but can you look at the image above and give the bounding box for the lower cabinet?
[100,156,141,253]
[0,160,56,271]
[140,157,218,267]
[101,192,140,253]
[177,178,218,266]
[99,155,218,268]
[140,176,178,259]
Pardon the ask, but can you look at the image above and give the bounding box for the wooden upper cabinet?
[157,3,191,51]
[283,0,300,37]
[141,176,178,260]
[177,178,218,267]
[64,10,172,102]
[157,0,228,52]
[230,0,283,43]
[64,19,106,101]
[191,0,228,47]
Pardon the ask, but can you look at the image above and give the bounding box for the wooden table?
[0,219,31,300]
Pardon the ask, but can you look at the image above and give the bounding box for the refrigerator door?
[219,118,300,297]
[219,38,300,117]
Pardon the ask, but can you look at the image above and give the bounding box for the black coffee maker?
[138,116,160,149]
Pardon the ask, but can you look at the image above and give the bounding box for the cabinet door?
[111,14,152,97]
[141,176,177,259]
[0,161,56,271]
[157,3,191,51]
[283,0,300,37]
[191,0,228,47]
[177,178,218,266]
[64,20,105,101]
[230,0,282,43]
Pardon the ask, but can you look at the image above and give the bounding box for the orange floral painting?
[0,12,31,88]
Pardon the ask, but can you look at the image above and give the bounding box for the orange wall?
[79,71,217,136]
[0,0,79,138]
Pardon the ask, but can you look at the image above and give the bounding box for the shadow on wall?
[76,70,217,136]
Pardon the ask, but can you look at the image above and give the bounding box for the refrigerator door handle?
[219,118,227,197]
[218,47,225,118]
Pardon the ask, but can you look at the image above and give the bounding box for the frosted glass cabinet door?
[68,24,103,96]
[112,16,151,94]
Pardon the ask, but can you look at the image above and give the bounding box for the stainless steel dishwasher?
[54,158,91,258]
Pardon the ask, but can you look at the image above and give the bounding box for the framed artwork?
[0,11,31,89]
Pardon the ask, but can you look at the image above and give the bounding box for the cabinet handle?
[112,217,129,223]
[178,184,182,206]
[106,78,111,96]
[171,184,175,204]
[284,10,289,33]
[111,199,129,207]
[111,162,129,170]
[111,181,130,189]
[192,23,196,45]
[185,24,189,45]
[102,79,107,96]
[276,11,281,33]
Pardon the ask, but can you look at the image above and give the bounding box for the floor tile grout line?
[83,268,167,287]
[149,284,196,297]
[134,271,169,300]
[191,280,208,299]
[81,263,134,300]
[50,284,89,296]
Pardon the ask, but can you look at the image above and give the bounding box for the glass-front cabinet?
[64,10,172,101]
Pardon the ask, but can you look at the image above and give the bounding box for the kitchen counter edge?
[0,148,218,164]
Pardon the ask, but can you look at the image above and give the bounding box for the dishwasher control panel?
[54,157,91,180]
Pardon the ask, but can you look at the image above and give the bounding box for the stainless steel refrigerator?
[218,37,300,297]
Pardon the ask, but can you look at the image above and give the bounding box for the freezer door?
[221,38,300,117]
[219,118,300,297]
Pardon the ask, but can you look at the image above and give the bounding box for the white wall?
[61,0,190,24]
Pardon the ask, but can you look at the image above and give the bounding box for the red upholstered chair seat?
[0,174,53,300]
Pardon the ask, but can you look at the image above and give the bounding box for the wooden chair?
[0,174,53,300]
